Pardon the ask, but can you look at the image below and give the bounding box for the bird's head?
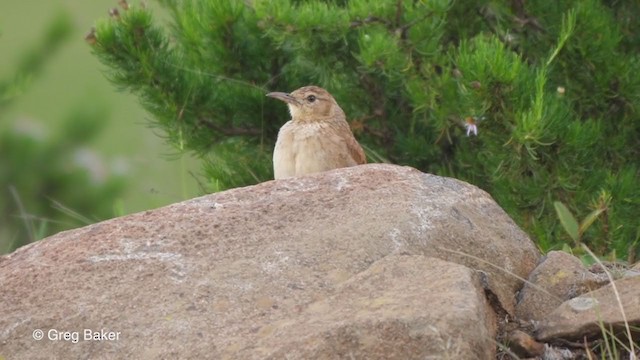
[266,86,344,122]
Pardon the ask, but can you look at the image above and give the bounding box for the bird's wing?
[346,134,367,165]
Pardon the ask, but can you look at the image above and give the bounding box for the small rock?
[588,261,631,279]
[627,261,640,277]
[535,276,640,342]
[625,268,640,278]
[516,251,608,322]
[507,329,544,357]
[542,345,581,360]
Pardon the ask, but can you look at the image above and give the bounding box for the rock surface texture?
[0,164,540,359]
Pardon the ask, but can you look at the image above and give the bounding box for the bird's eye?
[306,95,316,103]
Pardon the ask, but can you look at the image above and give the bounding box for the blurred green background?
[1,0,200,253]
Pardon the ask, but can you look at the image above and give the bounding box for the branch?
[198,118,262,137]
[394,0,404,28]
[349,16,390,28]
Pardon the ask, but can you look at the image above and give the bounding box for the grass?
[583,246,638,360]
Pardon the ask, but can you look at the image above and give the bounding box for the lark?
[267,86,366,179]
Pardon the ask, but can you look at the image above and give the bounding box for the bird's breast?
[273,121,357,179]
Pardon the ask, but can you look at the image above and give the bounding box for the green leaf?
[561,243,573,254]
[554,201,580,244]
[579,208,606,235]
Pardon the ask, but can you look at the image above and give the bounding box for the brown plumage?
[267,86,366,179]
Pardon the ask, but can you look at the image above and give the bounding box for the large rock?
[0,164,539,359]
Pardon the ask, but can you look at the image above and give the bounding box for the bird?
[266,86,366,179]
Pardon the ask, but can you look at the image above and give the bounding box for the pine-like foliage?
[90,0,640,260]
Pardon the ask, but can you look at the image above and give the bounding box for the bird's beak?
[266,92,300,105]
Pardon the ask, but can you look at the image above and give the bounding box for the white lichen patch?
[568,296,598,312]
[87,238,186,282]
